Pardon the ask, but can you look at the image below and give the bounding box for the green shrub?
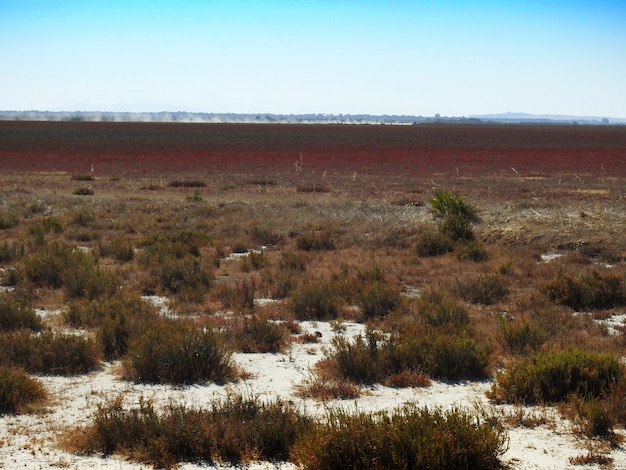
[326,326,491,384]
[357,281,401,319]
[291,282,339,320]
[415,230,453,257]
[124,319,234,384]
[80,393,310,467]
[98,237,134,262]
[543,271,625,310]
[0,330,101,375]
[439,213,474,241]
[415,290,469,329]
[0,241,24,262]
[239,250,267,272]
[0,211,18,229]
[430,190,478,222]
[154,256,212,302]
[489,349,623,404]
[499,316,546,355]
[456,240,489,262]
[0,366,46,414]
[0,295,42,331]
[64,295,158,360]
[296,230,335,251]
[293,405,506,470]
[279,251,306,272]
[457,275,509,305]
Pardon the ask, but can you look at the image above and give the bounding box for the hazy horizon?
[2,1,625,119]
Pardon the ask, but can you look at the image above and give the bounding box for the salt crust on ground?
[1,320,625,469]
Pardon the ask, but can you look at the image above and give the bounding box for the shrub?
[97,237,134,262]
[543,271,625,310]
[0,366,46,414]
[430,190,478,222]
[291,282,339,320]
[223,315,287,353]
[296,230,335,251]
[239,250,267,272]
[325,326,491,384]
[499,316,546,355]
[64,295,158,360]
[124,319,234,384]
[77,393,310,467]
[0,211,18,229]
[489,349,623,404]
[415,290,469,329]
[415,230,453,257]
[457,275,509,305]
[357,281,401,320]
[154,256,212,302]
[293,405,506,470]
[168,180,206,188]
[0,330,101,375]
[0,295,42,331]
[455,240,489,262]
[0,241,24,262]
[439,213,474,241]
[72,186,94,196]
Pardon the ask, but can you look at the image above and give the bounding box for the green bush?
[0,366,46,414]
[98,237,134,262]
[0,330,101,375]
[64,295,158,360]
[326,326,491,384]
[0,211,18,229]
[0,295,42,331]
[455,240,489,262]
[0,241,24,263]
[357,281,401,319]
[154,256,212,302]
[489,348,623,404]
[543,271,625,310]
[291,281,339,320]
[499,316,546,355]
[124,319,234,384]
[80,393,310,467]
[439,213,474,241]
[293,405,506,470]
[415,290,469,329]
[430,190,478,222]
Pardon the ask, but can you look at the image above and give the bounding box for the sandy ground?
[2,318,625,469]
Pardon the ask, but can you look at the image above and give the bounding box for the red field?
[1,121,625,178]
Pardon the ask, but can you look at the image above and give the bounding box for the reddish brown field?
[1,121,625,178]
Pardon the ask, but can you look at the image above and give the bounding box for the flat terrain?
[1,121,626,469]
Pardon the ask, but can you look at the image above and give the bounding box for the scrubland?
[1,122,626,469]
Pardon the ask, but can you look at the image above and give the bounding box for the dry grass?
[1,164,625,466]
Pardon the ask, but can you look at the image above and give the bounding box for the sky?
[1,0,625,118]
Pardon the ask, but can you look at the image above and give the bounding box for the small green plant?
[430,189,478,222]
[97,237,134,262]
[0,211,18,229]
[0,366,46,414]
[499,316,546,355]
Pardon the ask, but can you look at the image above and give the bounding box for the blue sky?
[1,0,625,117]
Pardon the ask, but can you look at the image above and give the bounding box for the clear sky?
[1,0,625,117]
